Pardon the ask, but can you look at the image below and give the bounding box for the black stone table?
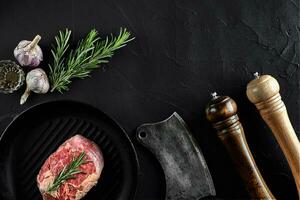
[0,0,299,199]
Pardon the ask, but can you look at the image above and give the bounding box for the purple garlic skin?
[14,35,43,67]
[20,68,49,105]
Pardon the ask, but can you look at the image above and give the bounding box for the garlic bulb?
[14,35,43,67]
[20,68,49,105]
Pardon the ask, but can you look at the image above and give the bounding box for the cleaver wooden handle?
[206,94,275,199]
[247,74,300,196]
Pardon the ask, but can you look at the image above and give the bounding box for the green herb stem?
[46,152,86,192]
[49,28,134,93]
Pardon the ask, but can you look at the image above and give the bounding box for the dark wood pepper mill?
[205,93,275,199]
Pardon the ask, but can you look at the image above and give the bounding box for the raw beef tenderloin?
[37,135,104,200]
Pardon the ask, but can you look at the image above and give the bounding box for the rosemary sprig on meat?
[46,152,86,192]
[49,28,134,93]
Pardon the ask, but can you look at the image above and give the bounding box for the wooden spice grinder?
[247,73,300,196]
[205,93,275,199]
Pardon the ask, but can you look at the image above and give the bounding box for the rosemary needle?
[46,152,86,192]
[49,28,134,93]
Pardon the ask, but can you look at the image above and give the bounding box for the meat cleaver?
[136,112,216,200]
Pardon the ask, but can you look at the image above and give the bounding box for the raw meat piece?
[37,135,104,200]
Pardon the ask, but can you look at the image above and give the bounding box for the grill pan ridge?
[0,100,138,200]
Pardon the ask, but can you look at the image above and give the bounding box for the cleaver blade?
[137,112,216,200]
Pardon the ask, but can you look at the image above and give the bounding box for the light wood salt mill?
[246,72,300,197]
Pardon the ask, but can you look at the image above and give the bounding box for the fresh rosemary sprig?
[46,152,86,192]
[49,28,134,93]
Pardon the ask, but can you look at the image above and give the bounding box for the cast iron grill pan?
[0,100,138,200]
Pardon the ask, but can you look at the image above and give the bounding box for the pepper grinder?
[247,73,300,196]
[205,93,275,199]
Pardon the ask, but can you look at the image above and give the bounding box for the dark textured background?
[0,0,299,199]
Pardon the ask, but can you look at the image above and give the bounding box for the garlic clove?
[14,35,43,67]
[20,68,49,105]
